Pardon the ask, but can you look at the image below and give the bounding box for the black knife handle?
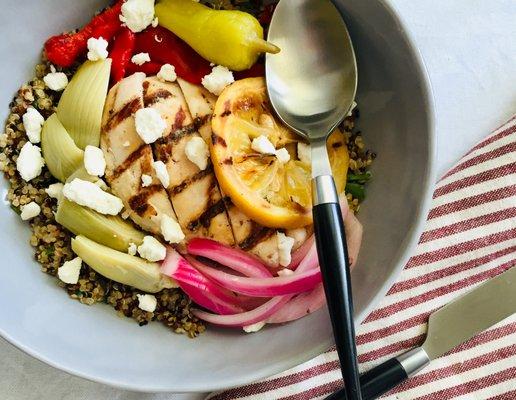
[312,175,361,400]
[325,348,431,400]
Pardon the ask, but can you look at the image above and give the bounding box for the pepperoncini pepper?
[154,0,280,71]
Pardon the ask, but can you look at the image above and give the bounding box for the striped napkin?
[209,116,516,400]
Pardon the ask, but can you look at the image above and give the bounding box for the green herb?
[345,182,365,201]
[347,171,372,184]
[43,245,55,257]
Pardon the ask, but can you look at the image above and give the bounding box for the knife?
[326,266,516,400]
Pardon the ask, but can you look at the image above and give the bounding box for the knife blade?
[326,267,516,400]
[423,266,516,359]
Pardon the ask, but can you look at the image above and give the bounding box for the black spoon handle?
[312,175,362,400]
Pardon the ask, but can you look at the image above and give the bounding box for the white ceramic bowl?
[0,0,435,392]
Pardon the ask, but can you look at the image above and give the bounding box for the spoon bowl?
[266,0,357,139]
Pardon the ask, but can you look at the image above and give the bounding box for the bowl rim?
[0,0,437,393]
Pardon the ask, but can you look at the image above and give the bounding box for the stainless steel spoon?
[265,1,361,399]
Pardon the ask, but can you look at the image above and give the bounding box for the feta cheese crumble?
[134,108,167,144]
[136,294,157,312]
[185,136,209,170]
[157,64,177,82]
[22,107,44,143]
[151,16,159,28]
[277,268,294,276]
[141,174,152,187]
[20,202,41,220]
[277,232,295,267]
[84,145,106,177]
[128,242,138,256]
[86,37,109,61]
[43,67,68,91]
[243,321,266,333]
[45,182,64,199]
[131,52,151,66]
[251,136,290,163]
[152,160,169,188]
[58,257,82,284]
[120,0,155,33]
[63,178,124,215]
[201,65,234,95]
[161,215,185,244]
[275,147,290,164]
[137,235,166,262]
[16,142,45,181]
[251,135,276,155]
[297,142,311,165]
[287,227,308,244]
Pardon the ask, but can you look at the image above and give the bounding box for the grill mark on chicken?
[173,107,187,131]
[110,144,148,180]
[239,225,276,250]
[128,184,163,217]
[144,89,173,107]
[193,115,210,130]
[169,166,214,196]
[156,125,197,148]
[211,133,227,147]
[187,198,227,231]
[103,97,141,133]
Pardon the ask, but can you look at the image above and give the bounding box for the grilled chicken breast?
[145,77,234,245]
[102,73,234,246]
[177,78,216,143]
[101,72,177,234]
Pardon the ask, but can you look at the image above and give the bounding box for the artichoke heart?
[57,59,111,149]
[41,113,84,182]
[71,235,177,293]
[57,199,145,252]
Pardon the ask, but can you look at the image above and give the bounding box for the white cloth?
[1,1,515,399]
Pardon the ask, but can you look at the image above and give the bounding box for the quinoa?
[341,109,376,213]
[0,57,205,338]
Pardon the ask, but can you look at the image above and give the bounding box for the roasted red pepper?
[134,27,211,84]
[44,0,124,67]
[126,61,162,77]
[109,28,136,83]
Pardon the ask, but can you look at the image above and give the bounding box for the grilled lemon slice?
[211,78,349,229]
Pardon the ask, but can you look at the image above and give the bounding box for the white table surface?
[1,1,515,399]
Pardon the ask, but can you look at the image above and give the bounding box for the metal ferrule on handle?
[397,347,431,377]
[312,175,339,205]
